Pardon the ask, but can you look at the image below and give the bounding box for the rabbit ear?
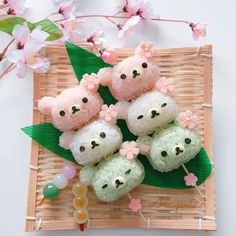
[97,67,113,86]
[38,96,55,116]
[80,166,96,186]
[136,136,153,155]
[115,101,130,119]
[59,131,75,150]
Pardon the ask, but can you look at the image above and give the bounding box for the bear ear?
[136,136,153,155]
[97,67,113,86]
[59,131,75,150]
[80,166,96,186]
[134,42,157,60]
[115,101,130,119]
[38,96,55,116]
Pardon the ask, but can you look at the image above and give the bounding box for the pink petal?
[31,27,49,44]
[101,104,109,110]
[12,22,30,46]
[104,115,112,122]
[120,149,127,156]
[118,16,141,38]
[127,152,134,160]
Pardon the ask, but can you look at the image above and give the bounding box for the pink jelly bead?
[62,164,77,179]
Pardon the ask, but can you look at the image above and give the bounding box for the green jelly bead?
[43,183,59,200]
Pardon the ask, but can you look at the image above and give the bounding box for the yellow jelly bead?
[73,210,88,224]
[73,196,88,209]
[72,182,87,196]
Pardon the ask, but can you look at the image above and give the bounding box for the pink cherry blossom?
[118,15,141,38]
[177,110,198,129]
[184,173,198,186]
[58,0,78,20]
[12,23,49,49]
[136,42,156,58]
[87,28,105,50]
[120,141,139,160]
[118,0,153,38]
[6,0,27,15]
[190,23,207,40]
[80,73,99,92]
[59,20,85,44]
[128,198,142,212]
[102,48,117,64]
[156,77,175,93]
[7,40,50,78]
[99,104,118,123]
[117,0,153,19]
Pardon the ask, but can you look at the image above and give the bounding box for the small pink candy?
[61,164,77,179]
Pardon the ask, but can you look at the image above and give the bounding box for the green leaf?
[27,19,63,41]
[21,123,76,164]
[65,41,112,81]
[0,17,26,35]
[140,148,212,189]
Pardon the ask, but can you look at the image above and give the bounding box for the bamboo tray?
[25,44,216,232]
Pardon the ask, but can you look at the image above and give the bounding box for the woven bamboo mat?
[25,44,216,232]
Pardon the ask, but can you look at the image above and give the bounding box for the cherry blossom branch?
[0,63,16,79]
[0,4,9,9]
[0,39,14,62]
[54,14,190,25]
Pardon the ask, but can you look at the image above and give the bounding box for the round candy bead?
[73,196,88,209]
[73,210,89,224]
[53,174,68,189]
[61,164,77,179]
[72,182,87,196]
[43,183,59,200]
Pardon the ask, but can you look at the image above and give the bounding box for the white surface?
[0,0,235,235]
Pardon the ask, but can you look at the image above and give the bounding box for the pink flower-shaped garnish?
[80,73,99,92]
[190,23,207,41]
[156,77,175,93]
[128,198,142,212]
[184,173,198,186]
[177,110,198,129]
[99,104,118,123]
[120,141,139,160]
[136,42,157,58]
[102,48,117,64]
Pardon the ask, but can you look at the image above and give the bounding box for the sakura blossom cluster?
[0,0,208,80]
[6,23,50,78]
[0,0,27,16]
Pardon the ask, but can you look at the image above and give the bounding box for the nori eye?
[161,151,167,157]
[59,110,65,116]
[120,73,126,79]
[82,97,88,103]
[161,103,167,108]
[125,169,131,174]
[142,62,148,68]
[102,184,108,189]
[80,146,85,152]
[100,132,106,138]
[137,115,143,119]
[185,138,191,144]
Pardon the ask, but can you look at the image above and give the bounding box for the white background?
[0,0,235,235]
